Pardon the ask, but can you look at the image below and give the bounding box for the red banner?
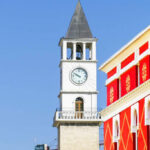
[104,119,113,150]
[107,79,119,106]
[119,107,133,150]
[139,55,150,84]
[120,66,137,96]
[138,99,148,150]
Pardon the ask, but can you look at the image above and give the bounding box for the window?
[145,95,150,125]
[134,110,138,127]
[75,97,84,111]
[131,103,139,132]
[134,110,138,150]
[113,115,120,150]
[148,102,150,121]
[131,103,139,150]
[115,121,119,137]
[75,97,84,118]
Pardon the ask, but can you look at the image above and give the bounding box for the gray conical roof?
[66,1,93,39]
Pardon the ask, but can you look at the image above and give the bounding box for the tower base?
[58,123,99,150]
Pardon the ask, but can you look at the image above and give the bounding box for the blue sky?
[0,0,150,150]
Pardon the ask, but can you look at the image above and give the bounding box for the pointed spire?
[65,1,93,39]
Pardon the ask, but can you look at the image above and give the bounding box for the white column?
[92,41,96,60]
[62,41,67,60]
[89,49,92,60]
[73,42,76,60]
[83,42,86,60]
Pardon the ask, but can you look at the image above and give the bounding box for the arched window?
[145,96,150,125]
[134,110,138,127]
[133,110,138,150]
[113,115,120,150]
[131,103,139,150]
[75,97,84,119]
[115,121,119,138]
[75,97,84,112]
[148,102,150,121]
[131,103,139,131]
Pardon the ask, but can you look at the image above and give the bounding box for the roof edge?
[99,25,150,72]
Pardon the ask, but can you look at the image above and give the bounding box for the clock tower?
[53,1,101,150]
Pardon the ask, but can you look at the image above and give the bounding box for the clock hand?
[74,73,81,78]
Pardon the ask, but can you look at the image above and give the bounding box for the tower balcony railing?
[54,111,101,123]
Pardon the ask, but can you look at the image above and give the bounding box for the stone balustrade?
[54,111,101,122]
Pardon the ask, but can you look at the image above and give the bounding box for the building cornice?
[100,79,150,122]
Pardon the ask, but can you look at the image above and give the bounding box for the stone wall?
[58,124,99,150]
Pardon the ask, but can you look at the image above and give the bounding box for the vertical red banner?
[104,119,113,150]
[119,107,133,150]
[107,79,119,106]
[138,99,149,150]
[139,55,150,84]
[120,66,138,97]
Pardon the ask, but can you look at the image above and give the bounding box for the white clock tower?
[53,1,101,150]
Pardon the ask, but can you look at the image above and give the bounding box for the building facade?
[100,26,150,150]
[53,1,101,150]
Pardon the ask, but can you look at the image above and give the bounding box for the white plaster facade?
[61,93,97,112]
[59,39,98,112]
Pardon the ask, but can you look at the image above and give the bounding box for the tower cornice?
[59,38,98,46]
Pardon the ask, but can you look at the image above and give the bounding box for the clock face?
[71,68,88,85]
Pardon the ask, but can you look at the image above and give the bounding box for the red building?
[100,26,150,150]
